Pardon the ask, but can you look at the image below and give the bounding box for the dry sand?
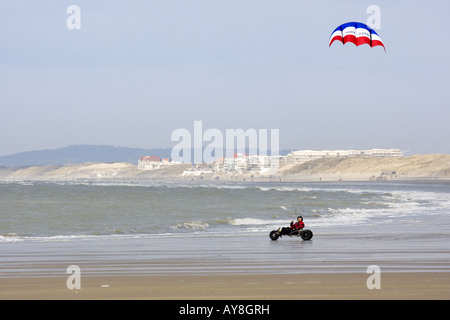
[1,272,449,300]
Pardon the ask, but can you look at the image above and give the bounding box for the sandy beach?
[1,272,449,300]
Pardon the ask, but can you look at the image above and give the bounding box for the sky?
[1,0,449,156]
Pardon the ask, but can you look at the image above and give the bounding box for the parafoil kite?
[329,22,385,51]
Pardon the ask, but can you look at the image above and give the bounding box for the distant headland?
[1,153,449,183]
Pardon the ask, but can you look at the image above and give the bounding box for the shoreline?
[1,272,449,299]
[0,154,449,183]
[1,172,449,184]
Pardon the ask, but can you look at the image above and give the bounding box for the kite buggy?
[269,216,313,241]
[269,228,313,241]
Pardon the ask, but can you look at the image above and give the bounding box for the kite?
[329,22,385,51]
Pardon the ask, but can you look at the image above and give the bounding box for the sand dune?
[0,162,137,181]
[0,161,192,182]
[279,154,450,182]
[279,154,450,181]
[0,154,449,182]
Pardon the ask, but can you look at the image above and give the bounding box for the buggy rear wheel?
[300,229,313,240]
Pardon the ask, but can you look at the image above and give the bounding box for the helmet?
[297,215,303,220]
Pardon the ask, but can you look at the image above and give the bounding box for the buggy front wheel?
[269,230,280,241]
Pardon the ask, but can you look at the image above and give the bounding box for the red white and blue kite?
[329,22,385,51]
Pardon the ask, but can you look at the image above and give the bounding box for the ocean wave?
[254,186,314,192]
[0,233,101,243]
[170,221,210,231]
[2,181,448,241]
[0,233,24,242]
[228,217,287,227]
[0,232,173,243]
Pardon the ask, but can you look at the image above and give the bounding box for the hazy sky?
[1,0,449,156]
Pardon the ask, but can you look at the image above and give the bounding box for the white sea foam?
[171,221,210,231]
[229,217,286,226]
[254,186,314,192]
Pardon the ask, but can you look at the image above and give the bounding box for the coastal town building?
[140,148,403,175]
[213,153,285,174]
[181,166,214,177]
[138,156,176,170]
[211,148,402,174]
[285,148,402,164]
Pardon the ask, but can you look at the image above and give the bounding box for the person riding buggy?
[280,216,304,235]
[269,216,313,241]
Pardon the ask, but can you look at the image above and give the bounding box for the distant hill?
[0,145,172,166]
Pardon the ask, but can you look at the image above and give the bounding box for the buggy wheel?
[300,229,313,240]
[269,230,280,241]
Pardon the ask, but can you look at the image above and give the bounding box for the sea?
[1,180,450,277]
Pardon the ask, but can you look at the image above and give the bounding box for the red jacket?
[290,221,304,230]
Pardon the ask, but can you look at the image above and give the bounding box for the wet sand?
[1,231,450,300]
[1,272,449,300]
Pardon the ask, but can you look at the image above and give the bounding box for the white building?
[138,156,177,170]
[285,148,402,164]
[186,148,403,174]
[138,156,161,170]
[214,153,285,174]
